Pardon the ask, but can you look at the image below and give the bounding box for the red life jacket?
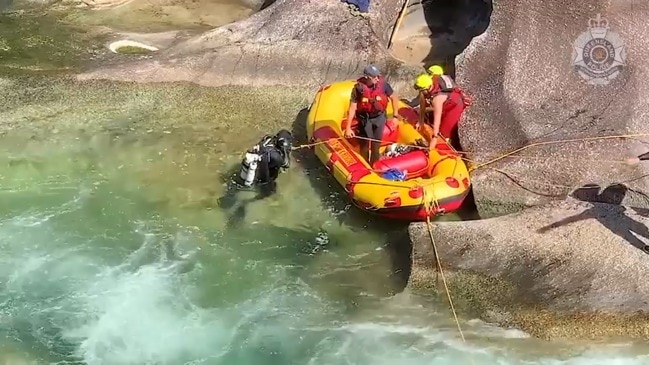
[427,75,473,110]
[355,77,389,115]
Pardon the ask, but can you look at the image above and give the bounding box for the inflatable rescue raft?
[305,80,471,221]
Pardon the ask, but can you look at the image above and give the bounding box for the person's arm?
[417,93,426,127]
[345,88,358,136]
[431,94,448,137]
[384,82,401,119]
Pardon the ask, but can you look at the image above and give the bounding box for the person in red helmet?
[344,64,402,164]
[413,69,472,150]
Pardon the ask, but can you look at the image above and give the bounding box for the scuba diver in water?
[238,129,293,195]
[218,129,293,227]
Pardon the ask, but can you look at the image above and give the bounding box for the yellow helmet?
[414,73,433,90]
[427,65,444,76]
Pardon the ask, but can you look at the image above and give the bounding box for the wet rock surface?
[389,0,492,68]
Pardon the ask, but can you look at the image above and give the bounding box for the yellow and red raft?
[305,80,471,221]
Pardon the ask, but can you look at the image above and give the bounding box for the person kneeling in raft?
[413,65,473,151]
[344,64,403,165]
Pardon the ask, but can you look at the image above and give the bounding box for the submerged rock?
[0,0,12,10]
[408,196,649,339]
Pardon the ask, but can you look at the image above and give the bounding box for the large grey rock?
[77,0,422,89]
[408,196,649,337]
[455,0,649,207]
[74,0,649,210]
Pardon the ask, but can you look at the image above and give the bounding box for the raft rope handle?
[292,132,649,182]
[292,136,435,152]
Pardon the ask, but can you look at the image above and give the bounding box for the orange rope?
[469,133,649,172]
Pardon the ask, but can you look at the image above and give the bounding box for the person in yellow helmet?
[427,64,444,76]
[413,67,471,150]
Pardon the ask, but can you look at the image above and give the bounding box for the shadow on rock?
[421,0,492,76]
[537,183,649,254]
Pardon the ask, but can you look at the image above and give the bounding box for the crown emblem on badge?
[588,14,609,29]
[573,13,626,85]
[588,14,609,38]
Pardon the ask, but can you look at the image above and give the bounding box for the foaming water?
[2,179,648,365]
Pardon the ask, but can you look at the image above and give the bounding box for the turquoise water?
[0,76,648,364]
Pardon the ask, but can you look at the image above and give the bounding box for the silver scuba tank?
[240,152,261,187]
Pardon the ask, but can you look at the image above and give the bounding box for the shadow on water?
[200,85,481,298]
[290,108,414,290]
[421,0,493,76]
[0,0,12,11]
[208,114,413,294]
[537,183,649,254]
[286,107,483,292]
[216,164,278,230]
[259,0,276,11]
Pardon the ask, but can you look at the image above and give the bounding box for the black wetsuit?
[254,129,292,196]
[218,129,293,228]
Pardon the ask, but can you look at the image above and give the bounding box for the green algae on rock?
[62,0,255,33]
[112,45,155,54]
[411,269,649,341]
[0,74,314,226]
[0,11,107,71]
